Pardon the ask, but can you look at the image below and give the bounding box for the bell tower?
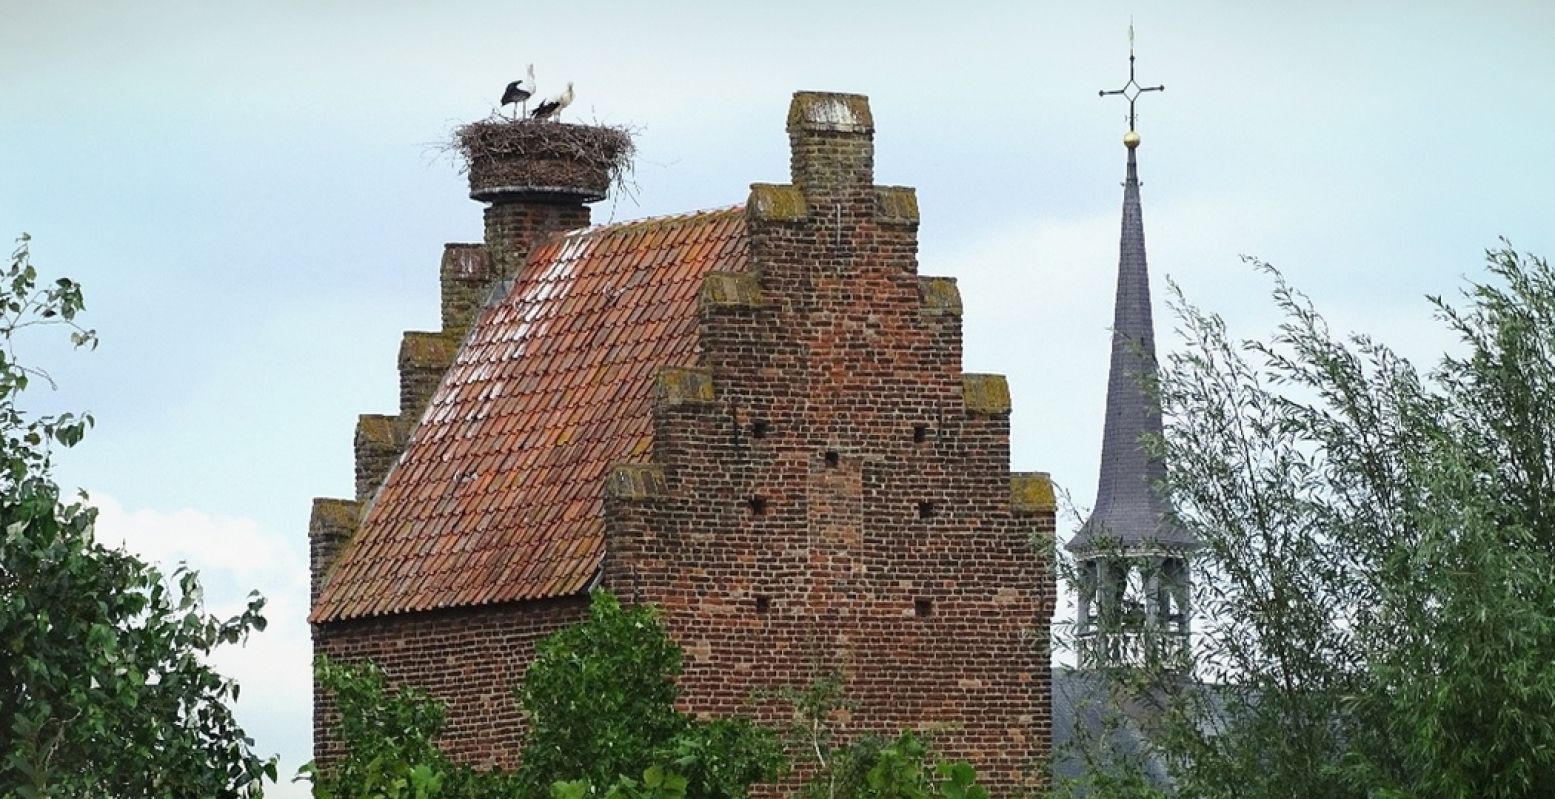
[1067,39,1198,671]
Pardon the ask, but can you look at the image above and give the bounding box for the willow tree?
[1065,246,1555,798]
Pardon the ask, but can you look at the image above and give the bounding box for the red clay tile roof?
[312,207,748,622]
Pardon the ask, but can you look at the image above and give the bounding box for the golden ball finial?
[1123,130,1141,149]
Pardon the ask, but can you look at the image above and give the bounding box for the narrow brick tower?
[309,95,1054,794]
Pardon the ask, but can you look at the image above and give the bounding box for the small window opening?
[913,424,929,444]
[755,595,772,614]
[747,496,769,516]
[915,598,934,618]
[917,501,937,519]
[752,419,772,439]
[824,450,840,468]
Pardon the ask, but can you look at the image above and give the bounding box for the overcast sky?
[4,2,1553,795]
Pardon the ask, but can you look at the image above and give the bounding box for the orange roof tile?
[312,207,748,622]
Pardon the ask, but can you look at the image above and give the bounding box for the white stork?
[500,64,536,120]
[530,81,573,122]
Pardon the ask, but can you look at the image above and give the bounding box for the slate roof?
[1068,147,1196,553]
[1051,668,1225,793]
[311,207,749,622]
[1051,668,1170,789]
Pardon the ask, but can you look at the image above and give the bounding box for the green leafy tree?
[0,235,274,797]
[305,658,517,799]
[1055,245,1555,797]
[313,591,783,799]
[517,591,689,793]
[783,676,988,799]
[517,591,785,799]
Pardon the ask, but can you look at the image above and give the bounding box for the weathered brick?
[312,93,1055,797]
[308,498,360,609]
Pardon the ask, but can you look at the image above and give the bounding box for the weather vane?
[1099,22,1164,134]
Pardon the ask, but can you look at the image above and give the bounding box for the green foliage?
[314,592,782,799]
[308,658,445,799]
[0,234,274,797]
[551,765,689,799]
[517,591,785,799]
[1054,245,1555,798]
[517,591,689,793]
[784,675,987,799]
[305,658,519,799]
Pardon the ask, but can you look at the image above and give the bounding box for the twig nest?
[455,120,636,203]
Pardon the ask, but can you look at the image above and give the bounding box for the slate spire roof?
[1067,141,1196,554]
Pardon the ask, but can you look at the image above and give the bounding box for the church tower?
[1066,44,1199,671]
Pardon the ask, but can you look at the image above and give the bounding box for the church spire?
[1070,34,1197,670]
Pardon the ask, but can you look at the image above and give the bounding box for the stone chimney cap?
[788,92,874,134]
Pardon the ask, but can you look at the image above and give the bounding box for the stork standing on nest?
[500,64,536,120]
[530,81,573,122]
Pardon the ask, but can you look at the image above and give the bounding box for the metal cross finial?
[1099,22,1165,132]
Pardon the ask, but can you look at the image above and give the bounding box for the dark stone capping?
[356,414,406,448]
[787,92,874,135]
[699,271,764,309]
[654,366,716,406]
[962,373,1012,415]
[605,463,669,500]
[398,331,459,369]
[440,244,494,280]
[918,277,963,316]
[309,498,362,538]
[1011,472,1057,514]
[747,184,809,222]
[874,186,919,225]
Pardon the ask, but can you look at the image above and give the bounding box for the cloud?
[93,495,315,799]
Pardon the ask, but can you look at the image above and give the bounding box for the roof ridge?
[560,205,744,240]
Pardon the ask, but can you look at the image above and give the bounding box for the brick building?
[308,91,1056,793]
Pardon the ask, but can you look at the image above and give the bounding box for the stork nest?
[452,118,637,201]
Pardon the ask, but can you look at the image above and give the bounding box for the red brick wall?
[312,597,588,771]
[311,189,597,771]
[312,93,1053,795]
[602,93,1054,794]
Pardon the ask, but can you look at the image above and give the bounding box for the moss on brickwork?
[875,186,919,224]
[355,414,404,448]
[699,271,763,309]
[313,90,1054,795]
[398,331,458,369]
[747,184,808,221]
[605,463,668,500]
[308,498,362,607]
[1010,472,1057,513]
[654,366,715,406]
[310,497,362,533]
[962,373,1012,414]
[918,277,962,316]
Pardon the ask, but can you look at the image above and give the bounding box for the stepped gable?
[309,93,1055,790]
[312,207,749,622]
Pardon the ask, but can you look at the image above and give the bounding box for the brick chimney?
[464,121,628,279]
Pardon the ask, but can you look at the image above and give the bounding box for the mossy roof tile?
[312,206,748,622]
